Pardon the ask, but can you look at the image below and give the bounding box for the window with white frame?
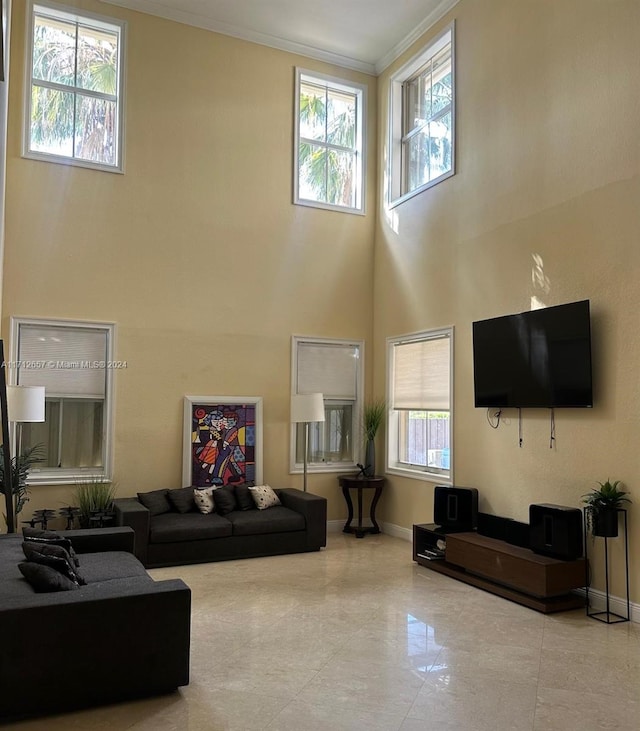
[294,69,366,214]
[291,336,363,471]
[11,318,115,483]
[25,1,125,172]
[388,24,454,207]
[387,328,452,481]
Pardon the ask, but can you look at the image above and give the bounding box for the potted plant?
[0,444,45,528]
[582,479,630,538]
[73,477,117,528]
[362,399,386,478]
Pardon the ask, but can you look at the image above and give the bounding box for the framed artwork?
[183,396,263,488]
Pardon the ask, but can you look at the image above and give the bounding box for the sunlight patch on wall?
[531,253,550,310]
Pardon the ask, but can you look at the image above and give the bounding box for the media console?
[413,524,586,613]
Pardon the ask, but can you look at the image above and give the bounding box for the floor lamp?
[7,385,45,531]
[291,393,325,492]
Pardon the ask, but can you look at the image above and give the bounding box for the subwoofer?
[529,503,583,560]
[434,486,478,531]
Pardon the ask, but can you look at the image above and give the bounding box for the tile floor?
[7,533,640,730]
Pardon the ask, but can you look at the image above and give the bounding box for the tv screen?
[473,300,593,408]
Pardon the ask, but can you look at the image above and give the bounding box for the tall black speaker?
[529,504,583,560]
[434,486,478,530]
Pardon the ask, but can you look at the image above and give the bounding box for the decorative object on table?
[183,395,263,489]
[291,393,325,492]
[582,479,631,538]
[30,509,56,530]
[59,506,81,530]
[73,477,117,529]
[362,398,386,477]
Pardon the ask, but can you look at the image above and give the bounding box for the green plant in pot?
[582,479,630,538]
[363,399,386,478]
[73,476,117,528]
[0,443,45,527]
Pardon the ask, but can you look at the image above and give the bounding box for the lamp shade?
[7,385,46,422]
[291,393,325,423]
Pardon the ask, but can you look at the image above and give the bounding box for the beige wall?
[375,0,640,600]
[5,0,639,602]
[4,0,377,521]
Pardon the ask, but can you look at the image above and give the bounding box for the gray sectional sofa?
[0,527,191,722]
[114,486,327,568]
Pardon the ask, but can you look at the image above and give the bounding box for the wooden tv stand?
[413,524,586,613]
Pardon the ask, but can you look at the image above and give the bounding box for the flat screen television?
[472,300,593,408]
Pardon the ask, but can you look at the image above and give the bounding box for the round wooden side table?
[338,474,385,538]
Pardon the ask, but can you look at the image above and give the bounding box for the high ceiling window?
[25,1,126,172]
[294,69,366,214]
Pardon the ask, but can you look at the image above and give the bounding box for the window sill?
[27,470,111,486]
[387,465,452,484]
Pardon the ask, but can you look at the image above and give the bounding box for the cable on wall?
[486,408,502,429]
[518,407,523,448]
[549,408,556,448]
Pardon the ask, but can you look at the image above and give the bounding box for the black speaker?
[529,504,583,560]
[434,486,478,530]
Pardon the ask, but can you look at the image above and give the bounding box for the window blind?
[18,325,107,398]
[297,342,358,400]
[392,335,450,410]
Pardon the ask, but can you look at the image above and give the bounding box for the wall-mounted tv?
[472,300,593,408]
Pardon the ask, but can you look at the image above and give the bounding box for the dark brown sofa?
[114,487,327,568]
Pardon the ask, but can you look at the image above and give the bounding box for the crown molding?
[98,0,376,74]
[100,0,459,77]
[375,0,460,74]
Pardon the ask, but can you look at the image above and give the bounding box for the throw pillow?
[249,485,281,510]
[193,486,216,515]
[137,489,171,516]
[235,484,256,511]
[212,486,238,516]
[22,528,80,567]
[18,561,79,593]
[22,542,86,585]
[167,487,196,514]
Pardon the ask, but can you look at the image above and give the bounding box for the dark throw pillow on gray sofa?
[137,489,172,516]
[18,561,80,592]
[235,484,256,511]
[22,542,86,585]
[167,487,196,514]
[212,486,238,515]
[22,527,80,567]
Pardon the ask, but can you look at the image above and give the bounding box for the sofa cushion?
[249,484,281,510]
[226,506,305,536]
[22,542,86,585]
[18,561,79,592]
[235,484,256,511]
[212,486,237,515]
[167,487,196,514]
[194,486,216,514]
[137,489,172,516]
[149,512,233,544]
[79,551,151,583]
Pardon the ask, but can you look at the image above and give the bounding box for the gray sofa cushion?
[79,551,151,583]
[226,506,305,536]
[149,512,233,544]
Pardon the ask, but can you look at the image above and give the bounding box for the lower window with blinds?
[291,336,363,472]
[387,327,453,482]
[10,317,115,484]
